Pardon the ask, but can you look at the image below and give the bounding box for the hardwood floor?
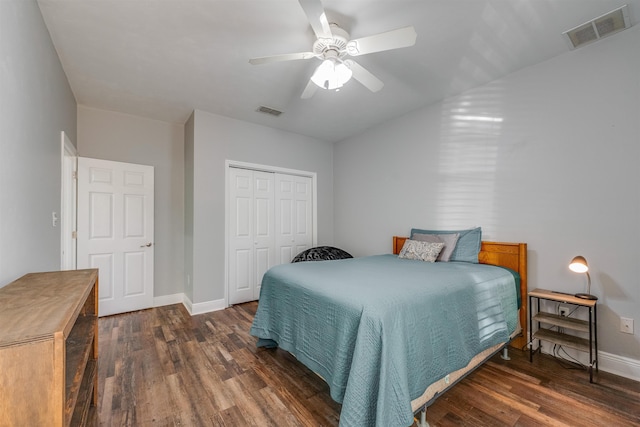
[98,302,640,426]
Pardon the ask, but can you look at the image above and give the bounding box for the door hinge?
[72,231,77,239]
[72,171,78,180]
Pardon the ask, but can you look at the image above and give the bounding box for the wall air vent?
[257,106,283,117]
[563,5,631,49]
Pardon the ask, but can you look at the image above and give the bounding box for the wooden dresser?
[0,269,99,426]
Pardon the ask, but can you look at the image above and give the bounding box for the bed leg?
[417,407,430,427]
[501,347,511,361]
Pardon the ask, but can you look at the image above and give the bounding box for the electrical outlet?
[559,306,570,317]
[620,317,634,334]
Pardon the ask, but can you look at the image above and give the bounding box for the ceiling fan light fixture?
[248,0,417,98]
[311,58,352,90]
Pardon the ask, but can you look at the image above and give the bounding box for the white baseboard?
[539,342,640,382]
[181,294,227,315]
[598,351,640,382]
[153,293,228,315]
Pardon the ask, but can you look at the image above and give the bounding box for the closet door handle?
[140,242,153,248]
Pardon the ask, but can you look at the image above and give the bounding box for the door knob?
[140,242,153,248]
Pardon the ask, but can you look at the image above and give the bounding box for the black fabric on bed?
[291,246,353,263]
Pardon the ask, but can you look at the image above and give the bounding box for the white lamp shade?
[569,255,589,273]
[311,59,352,90]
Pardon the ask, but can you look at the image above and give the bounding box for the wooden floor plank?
[98,302,640,426]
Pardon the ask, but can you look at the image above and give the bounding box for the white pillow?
[398,239,444,262]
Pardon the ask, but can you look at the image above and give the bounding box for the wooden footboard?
[393,236,528,350]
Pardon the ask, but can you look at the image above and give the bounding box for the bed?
[250,236,527,426]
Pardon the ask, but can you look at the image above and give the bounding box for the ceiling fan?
[249,0,417,99]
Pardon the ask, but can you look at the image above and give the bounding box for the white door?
[77,157,154,316]
[275,174,313,263]
[228,168,275,304]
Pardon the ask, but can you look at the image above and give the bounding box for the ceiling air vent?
[257,106,283,117]
[563,5,631,49]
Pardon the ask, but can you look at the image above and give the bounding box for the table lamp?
[569,255,598,300]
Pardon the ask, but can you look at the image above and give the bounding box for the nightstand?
[528,288,598,382]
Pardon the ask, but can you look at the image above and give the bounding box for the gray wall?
[77,106,185,298]
[0,0,77,286]
[184,112,195,302]
[334,25,640,368]
[186,110,334,305]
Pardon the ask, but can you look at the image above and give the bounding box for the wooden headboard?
[393,236,528,350]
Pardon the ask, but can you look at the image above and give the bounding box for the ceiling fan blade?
[346,26,417,56]
[301,79,318,99]
[298,0,332,39]
[249,52,316,65]
[345,60,384,92]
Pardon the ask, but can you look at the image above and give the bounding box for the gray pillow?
[412,233,460,262]
[410,227,481,263]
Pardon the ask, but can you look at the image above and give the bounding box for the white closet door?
[252,171,275,299]
[228,168,274,304]
[293,175,313,254]
[275,174,313,263]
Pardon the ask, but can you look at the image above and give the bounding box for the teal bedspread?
[250,254,518,427]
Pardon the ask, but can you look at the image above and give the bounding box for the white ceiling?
[37,0,638,142]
